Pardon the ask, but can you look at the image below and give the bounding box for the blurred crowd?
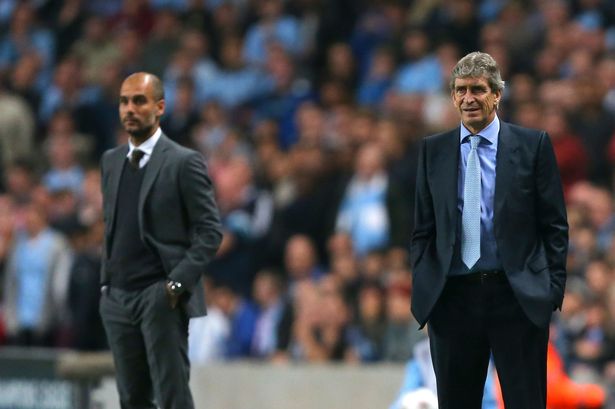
[0,0,615,400]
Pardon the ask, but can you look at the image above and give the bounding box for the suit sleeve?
[169,152,223,290]
[535,131,569,310]
[410,137,435,271]
[99,151,110,285]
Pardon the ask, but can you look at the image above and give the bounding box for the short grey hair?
[449,52,505,93]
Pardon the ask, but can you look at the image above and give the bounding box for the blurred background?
[0,0,614,408]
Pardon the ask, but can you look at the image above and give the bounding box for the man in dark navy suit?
[411,52,568,409]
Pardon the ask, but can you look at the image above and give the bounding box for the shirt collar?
[459,115,500,146]
[127,127,162,158]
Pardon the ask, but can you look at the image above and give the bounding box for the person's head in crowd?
[266,45,296,92]
[173,77,196,115]
[482,44,509,81]
[587,187,613,230]
[258,0,284,21]
[150,8,180,39]
[52,56,83,96]
[212,284,240,317]
[115,27,143,68]
[292,279,320,321]
[46,133,80,173]
[325,42,356,85]
[540,0,570,29]
[365,46,396,81]
[252,119,280,162]
[574,76,606,112]
[566,48,595,79]
[584,297,606,333]
[22,200,49,237]
[400,28,430,62]
[585,258,613,299]
[57,215,89,251]
[449,51,504,134]
[220,35,245,70]
[543,106,574,140]
[211,2,241,39]
[360,250,386,282]
[288,142,325,183]
[436,42,461,83]
[47,188,79,225]
[0,194,15,240]
[79,167,103,225]
[385,282,412,324]
[596,56,615,89]
[253,269,285,309]
[213,154,252,213]
[513,101,543,130]
[98,62,124,97]
[561,277,590,320]
[535,47,563,81]
[284,234,319,281]
[574,20,605,57]
[119,72,165,144]
[386,247,410,271]
[320,280,350,329]
[82,15,108,45]
[48,109,77,137]
[180,29,211,61]
[45,110,94,164]
[354,142,385,181]
[508,73,537,106]
[480,23,505,50]
[295,102,324,146]
[5,158,38,203]
[167,49,196,79]
[318,78,352,109]
[9,2,36,37]
[10,53,41,93]
[356,281,385,323]
[329,252,359,285]
[569,224,598,267]
[31,183,51,212]
[348,109,377,147]
[327,232,354,258]
[374,118,404,163]
[603,282,615,334]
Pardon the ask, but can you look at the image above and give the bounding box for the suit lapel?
[107,145,129,246]
[494,121,519,220]
[433,128,460,230]
[138,134,169,232]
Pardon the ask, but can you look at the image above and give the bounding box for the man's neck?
[129,126,158,147]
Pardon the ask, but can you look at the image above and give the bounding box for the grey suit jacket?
[100,134,223,317]
[411,122,568,329]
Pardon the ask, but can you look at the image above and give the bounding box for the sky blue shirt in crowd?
[449,115,503,275]
[16,229,55,328]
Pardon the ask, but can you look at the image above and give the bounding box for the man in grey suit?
[99,72,222,409]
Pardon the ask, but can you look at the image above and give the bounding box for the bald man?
[99,72,222,408]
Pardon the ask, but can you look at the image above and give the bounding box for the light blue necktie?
[462,135,481,269]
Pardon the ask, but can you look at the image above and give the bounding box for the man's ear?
[156,99,165,117]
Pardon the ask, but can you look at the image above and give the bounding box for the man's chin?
[126,126,154,141]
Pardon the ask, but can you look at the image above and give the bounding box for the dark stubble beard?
[126,123,155,143]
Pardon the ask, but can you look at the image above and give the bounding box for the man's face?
[452,76,501,134]
[119,75,164,139]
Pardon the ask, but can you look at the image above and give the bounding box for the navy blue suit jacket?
[410,122,568,328]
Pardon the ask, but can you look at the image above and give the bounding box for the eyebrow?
[119,94,147,100]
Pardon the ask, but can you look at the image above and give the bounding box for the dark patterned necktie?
[130,149,144,169]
